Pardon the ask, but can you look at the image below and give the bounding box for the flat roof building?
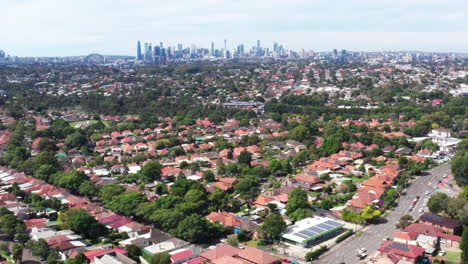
[281,216,344,248]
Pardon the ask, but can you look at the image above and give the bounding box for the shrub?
[305,245,328,261]
[335,230,354,243]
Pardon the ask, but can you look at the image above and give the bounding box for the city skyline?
[1,0,468,56]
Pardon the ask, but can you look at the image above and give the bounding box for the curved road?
[316,164,451,264]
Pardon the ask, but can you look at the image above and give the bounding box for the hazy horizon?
[2,0,467,57]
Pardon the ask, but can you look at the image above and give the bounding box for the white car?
[418,208,424,213]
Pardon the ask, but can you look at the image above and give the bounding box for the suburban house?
[377,241,425,263]
[418,213,462,235]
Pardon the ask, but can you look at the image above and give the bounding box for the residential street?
[316,163,452,264]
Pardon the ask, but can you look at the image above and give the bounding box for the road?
[316,164,451,264]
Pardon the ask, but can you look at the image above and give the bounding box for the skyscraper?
[210,41,214,55]
[257,40,260,50]
[144,42,150,61]
[137,41,142,60]
[224,39,227,50]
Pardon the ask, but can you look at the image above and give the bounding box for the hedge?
[335,230,354,243]
[305,245,328,261]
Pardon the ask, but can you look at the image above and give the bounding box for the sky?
[1,0,468,56]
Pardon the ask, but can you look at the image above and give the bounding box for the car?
[360,248,367,252]
[416,196,420,199]
[418,208,424,213]
[383,236,390,241]
[356,253,367,260]
[291,261,299,264]
[283,259,291,263]
[439,251,446,256]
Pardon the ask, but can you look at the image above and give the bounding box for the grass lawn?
[245,240,259,247]
[443,250,461,263]
[0,250,15,264]
[349,176,367,182]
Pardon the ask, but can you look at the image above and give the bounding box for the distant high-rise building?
[160,42,164,48]
[273,42,278,53]
[136,41,142,60]
[211,41,214,55]
[257,40,261,50]
[333,49,338,57]
[148,43,153,60]
[144,42,149,60]
[178,44,183,51]
[224,39,227,50]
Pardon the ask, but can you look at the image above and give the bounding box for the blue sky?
[1,0,467,56]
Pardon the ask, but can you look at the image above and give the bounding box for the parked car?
[283,259,291,263]
[356,253,367,260]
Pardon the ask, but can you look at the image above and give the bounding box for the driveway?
[316,164,451,264]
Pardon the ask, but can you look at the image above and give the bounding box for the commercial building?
[281,216,344,248]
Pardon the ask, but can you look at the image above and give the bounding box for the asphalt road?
[316,164,452,264]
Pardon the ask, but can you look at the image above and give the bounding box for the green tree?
[78,181,98,199]
[140,161,163,182]
[108,192,147,215]
[125,244,142,262]
[289,208,314,222]
[176,214,214,243]
[204,170,215,182]
[290,125,311,142]
[286,187,309,214]
[68,210,106,240]
[66,252,89,264]
[35,164,57,181]
[237,230,251,242]
[12,243,23,264]
[320,137,342,156]
[259,214,286,240]
[238,151,252,165]
[396,215,414,229]
[360,206,382,223]
[65,132,88,149]
[452,152,468,186]
[150,252,171,264]
[99,184,125,203]
[151,209,185,230]
[428,192,449,214]
[269,159,282,173]
[461,227,468,262]
[27,239,50,259]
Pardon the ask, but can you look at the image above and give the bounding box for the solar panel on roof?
[294,233,309,239]
[317,223,333,230]
[320,223,335,229]
[324,220,342,227]
[308,226,325,233]
[299,230,316,236]
[385,242,410,252]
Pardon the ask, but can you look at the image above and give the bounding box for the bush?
[335,230,354,243]
[305,245,328,261]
